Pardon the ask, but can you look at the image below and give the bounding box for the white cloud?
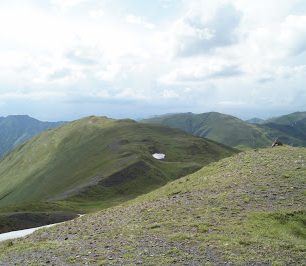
[0,0,306,120]
[48,68,72,80]
[95,63,122,82]
[160,60,243,84]
[173,3,242,56]
[126,15,156,30]
[116,87,148,100]
[89,9,105,19]
[279,15,306,55]
[162,89,179,99]
[51,0,88,8]
[66,48,99,65]
[0,91,65,101]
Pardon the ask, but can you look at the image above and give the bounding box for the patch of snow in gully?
[152,153,166,160]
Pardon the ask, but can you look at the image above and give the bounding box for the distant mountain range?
[1,111,305,159]
[142,111,306,149]
[0,115,64,157]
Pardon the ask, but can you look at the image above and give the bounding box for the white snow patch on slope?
[152,153,165,160]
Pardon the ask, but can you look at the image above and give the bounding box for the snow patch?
[0,214,83,242]
[0,223,58,242]
[152,153,166,160]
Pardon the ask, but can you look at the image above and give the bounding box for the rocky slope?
[0,146,304,265]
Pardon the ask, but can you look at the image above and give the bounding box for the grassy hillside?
[261,112,306,146]
[0,116,235,215]
[0,146,304,265]
[0,115,64,157]
[143,111,306,149]
[142,112,272,149]
[266,111,306,125]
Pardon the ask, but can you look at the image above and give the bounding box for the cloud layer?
[0,0,305,120]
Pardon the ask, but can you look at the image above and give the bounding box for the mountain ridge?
[0,116,236,226]
[142,112,271,149]
[142,111,306,148]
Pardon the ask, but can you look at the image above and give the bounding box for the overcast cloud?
[0,0,305,121]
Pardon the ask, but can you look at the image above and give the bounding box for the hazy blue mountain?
[0,115,64,157]
[246,117,265,124]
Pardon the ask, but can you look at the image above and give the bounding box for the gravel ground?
[0,146,305,265]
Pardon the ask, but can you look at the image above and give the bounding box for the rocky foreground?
[0,146,305,265]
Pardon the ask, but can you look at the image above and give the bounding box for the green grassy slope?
[0,116,236,213]
[1,146,304,265]
[142,112,272,149]
[261,112,306,146]
[266,111,306,125]
[0,115,64,157]
[143,111,306,148]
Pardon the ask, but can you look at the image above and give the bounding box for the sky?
[0,0,306,121]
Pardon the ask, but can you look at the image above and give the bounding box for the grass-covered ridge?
[1,146,305,265]
[142,111,306,149]
[0,116,235,216]
[142,112,272,149]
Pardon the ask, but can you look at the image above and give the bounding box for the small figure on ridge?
[272,138,283,147]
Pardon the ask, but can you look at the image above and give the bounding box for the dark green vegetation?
[0,146,304,265]
[0,116,236,232]
[0,115,64,157]
[142,111,306,149]
[0,212,77,233]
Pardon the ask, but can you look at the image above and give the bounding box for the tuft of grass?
[168,232,193,241]
[65,257,77,263]
[242,195,252,203]
[196,223,210,233]
[3,241,13,248]
[148,223,161,229]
